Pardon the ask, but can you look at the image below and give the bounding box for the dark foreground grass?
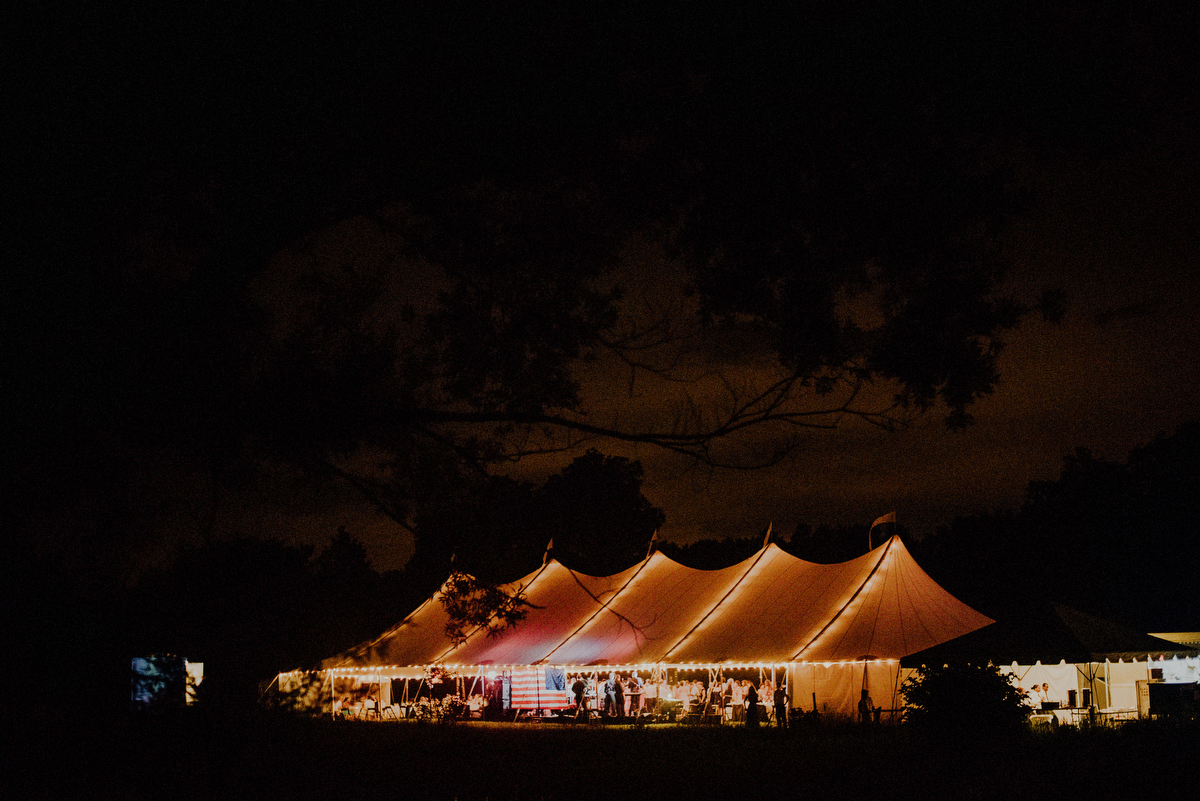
[6,712,1195,800]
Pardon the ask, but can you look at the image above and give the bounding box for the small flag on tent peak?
[868,512,895,550]
[645,530,658,560]
[543,539,554,566]
[762,522,773,549]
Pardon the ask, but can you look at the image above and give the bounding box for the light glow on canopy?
[319,536,991,674]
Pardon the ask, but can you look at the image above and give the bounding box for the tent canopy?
[901,602,1199,667]
[325,536,993,672]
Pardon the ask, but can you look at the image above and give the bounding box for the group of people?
[567,672,790,727]
[568,671,645,720]
[1019,682,1055,707]
[334,692,379,718]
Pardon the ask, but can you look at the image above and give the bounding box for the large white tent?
[310,535,993,718]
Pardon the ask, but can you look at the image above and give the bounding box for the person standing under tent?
[773,683,788,728]
[572,676,588,722]
[745,683,760,727]
[858,689,874,725]
[603,672,619,717]
[642,674,657,716]
[710,682,725,722]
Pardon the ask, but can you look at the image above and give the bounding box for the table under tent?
[901,602,1200,726]
[279,535,994,722]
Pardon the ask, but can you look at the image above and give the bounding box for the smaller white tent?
[906,604,1199,723]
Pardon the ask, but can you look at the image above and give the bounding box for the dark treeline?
[666,422,1199,635]
[764,424,1200,632]
[101,423,1198,715]
[111,450,666,712]
[3,423,1189,718]
[409,450,665,588]
[122,530,411,709]
[910,423,1200,632]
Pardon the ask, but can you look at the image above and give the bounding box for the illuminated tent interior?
[305,536,994,718]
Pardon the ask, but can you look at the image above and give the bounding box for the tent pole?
[888,663,901,722]
[259,672,281,706]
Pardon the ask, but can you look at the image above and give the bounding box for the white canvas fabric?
[791,660,905,718]
[1001,660,1079,706]
[324,536,992,672]
[1160,655,1199,684]
[1102,659,1148,709]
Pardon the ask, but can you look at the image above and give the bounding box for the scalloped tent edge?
[278,536,996,718]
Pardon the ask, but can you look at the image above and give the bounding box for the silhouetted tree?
[534,450,666,576]
[786,522,889,564]
[407,474,543,592]
[1017,427,1200,628]
[912,424,1200,629]
[124,531,405,709]
[901,662,1029,735]
[911,511,1022,618]
[26,2,1194,657]
[661,533,766,570]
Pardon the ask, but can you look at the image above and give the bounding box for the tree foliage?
[901,662,1029,734]
[124,532,407,707]
[438,572,534,647]
[914,424,1200,630]
[659,533,770,570]
[14,6,1055,527]
[537,451,666,576]
[23,3,1190,655]
[406,451,665,597]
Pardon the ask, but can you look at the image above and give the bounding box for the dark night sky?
[254,145,1200,572]
[637,150,1200,545]
[10,3,1200,577]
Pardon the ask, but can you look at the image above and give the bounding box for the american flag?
[509,667,571,710]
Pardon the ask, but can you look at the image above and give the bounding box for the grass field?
[7,712,1195,800]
